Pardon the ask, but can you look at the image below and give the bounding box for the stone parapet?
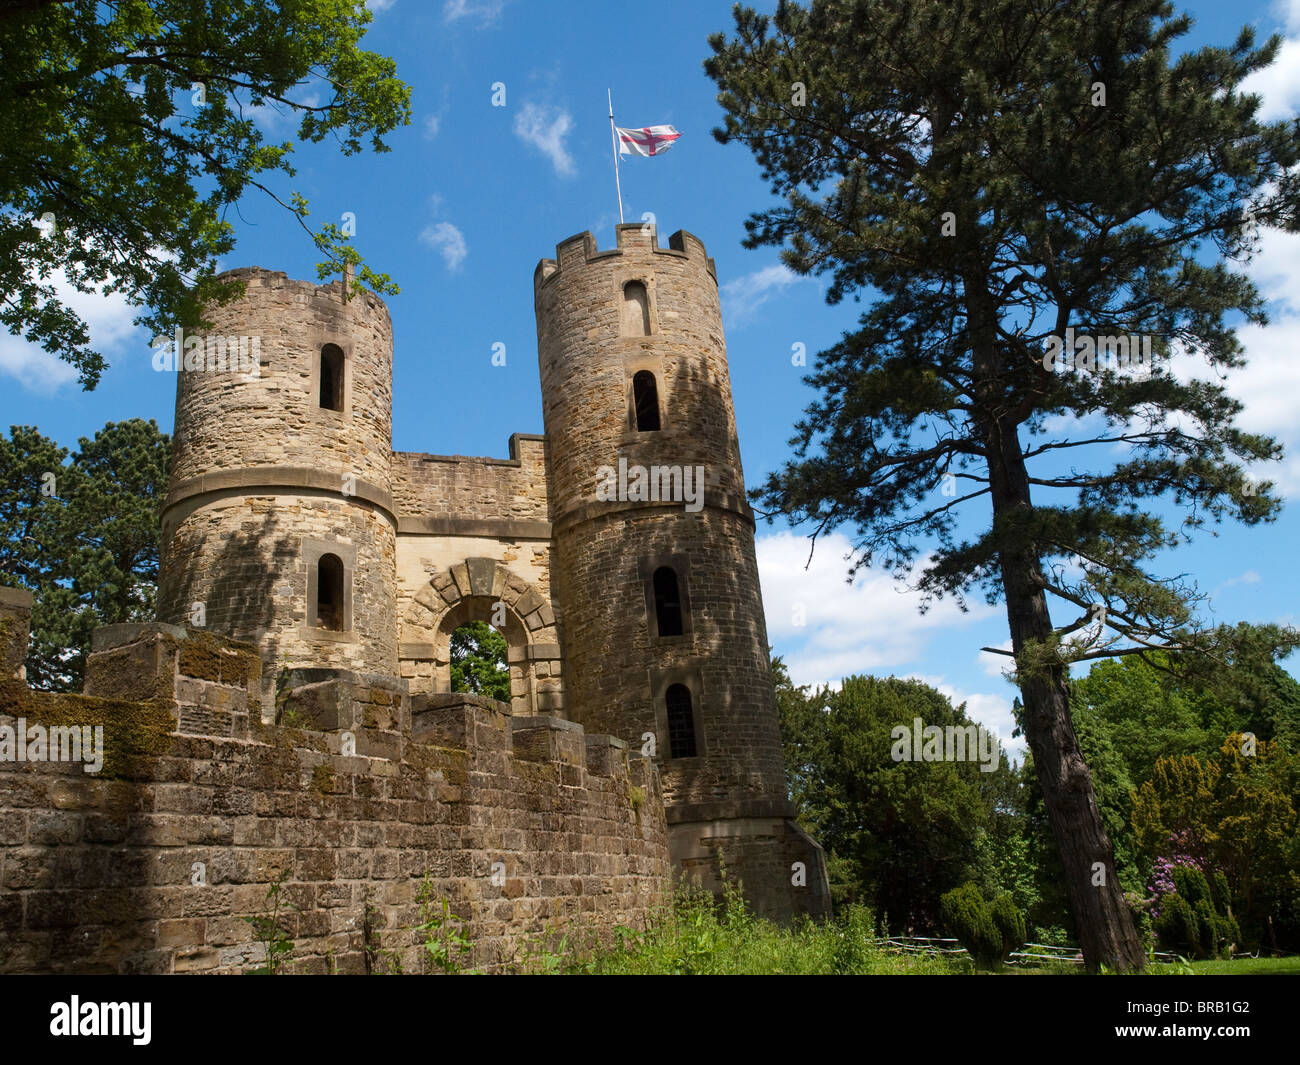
[0,621,669,973]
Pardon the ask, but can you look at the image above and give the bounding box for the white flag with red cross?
[616,124,682,157]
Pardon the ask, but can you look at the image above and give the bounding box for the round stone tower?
[535,225,829,919]
[158,269,399,705]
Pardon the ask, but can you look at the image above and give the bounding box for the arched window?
[316,553,345,631]
[653,566,683,637]
[319,344,345,411]
[622,280,651,336]
[633,370,661,432]
[665,684,697,758]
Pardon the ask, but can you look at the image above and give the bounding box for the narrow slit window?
[316,553,345,631]
[666,684,697,758]
[633,370,661,432]
[622,280,651,336]
[653,566,684,636]
[320,344,345,411]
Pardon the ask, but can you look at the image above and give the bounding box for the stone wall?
[392,433,550,527]
[168,268,395,493]
[551,508,785,807]
[535,227,789,808]
[159,492,399,706]
[533,227,831,920]
[0,590,668,974]
[391,434,561,714]
[160,267,401,688]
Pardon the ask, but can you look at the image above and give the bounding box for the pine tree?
[706,0,1300,970]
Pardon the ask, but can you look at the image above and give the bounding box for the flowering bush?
[1145,835,1239,959]
[1148,831,1203,920]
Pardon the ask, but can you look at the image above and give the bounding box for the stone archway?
[399,557,563,717]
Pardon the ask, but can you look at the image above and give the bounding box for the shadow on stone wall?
[162,509,297,695]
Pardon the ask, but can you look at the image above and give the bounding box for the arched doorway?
[399,558,565,717]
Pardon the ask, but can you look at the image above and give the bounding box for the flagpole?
[608,88,624,224]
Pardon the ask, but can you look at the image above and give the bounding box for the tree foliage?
[1072,650,1300,788]
[0,419,169,690]
[1132,736,1300,950]
[773,660,1017,930]
[707,0,1300,970]
[449,621,510,704]
[0,0,411,387]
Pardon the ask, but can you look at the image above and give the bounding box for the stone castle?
[0,224,828,974]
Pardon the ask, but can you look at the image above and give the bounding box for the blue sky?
[5,0,1300,761]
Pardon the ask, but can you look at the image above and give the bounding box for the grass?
[1151,956,1300,975]
[519,879,976,975]
[513,878,1298,976]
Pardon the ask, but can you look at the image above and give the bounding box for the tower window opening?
[666,684,697,758]
[622,280,651,336]
[316,553,345,631]
[653,566,684,637]
[319,344,345,411]
[633,370,661,432]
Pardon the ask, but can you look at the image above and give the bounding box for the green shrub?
[1154,892,1201,958]
[989,893,1026,959]
[1174,866,1211,906]
[830,903,878,975]
[940,882,1003,969]
[1157,866,1239,959]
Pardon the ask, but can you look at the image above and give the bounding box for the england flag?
[616,124,682,157]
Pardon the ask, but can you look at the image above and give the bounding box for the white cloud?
[420,221,468,272]
[757,529,1000,689]
[423,112,443,140]
[978,639,1014,678]
[1230,7,1300,493]
[443,0,507,25]
[720,263,813,326]
[512,102,576,177]
[1172,227,1300,496]
[0,338,79,394]
[366,0,397,11]
[1215,569,1263,595]
[0,269,140,393]
[1240,0,1300,121]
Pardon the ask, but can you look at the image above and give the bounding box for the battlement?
[211,266,393,324]
[533,225,717,293]
[392,433,550,530]
[0,595,668,974]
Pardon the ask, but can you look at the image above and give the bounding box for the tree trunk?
[969,289,1145,973]
[1000,550,1147,972]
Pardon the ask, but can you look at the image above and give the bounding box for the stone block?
[466,557,498,598]
[583,735,628,778]
[281,677,358,731]
[411,692,508,751]
[511,715,586,768]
